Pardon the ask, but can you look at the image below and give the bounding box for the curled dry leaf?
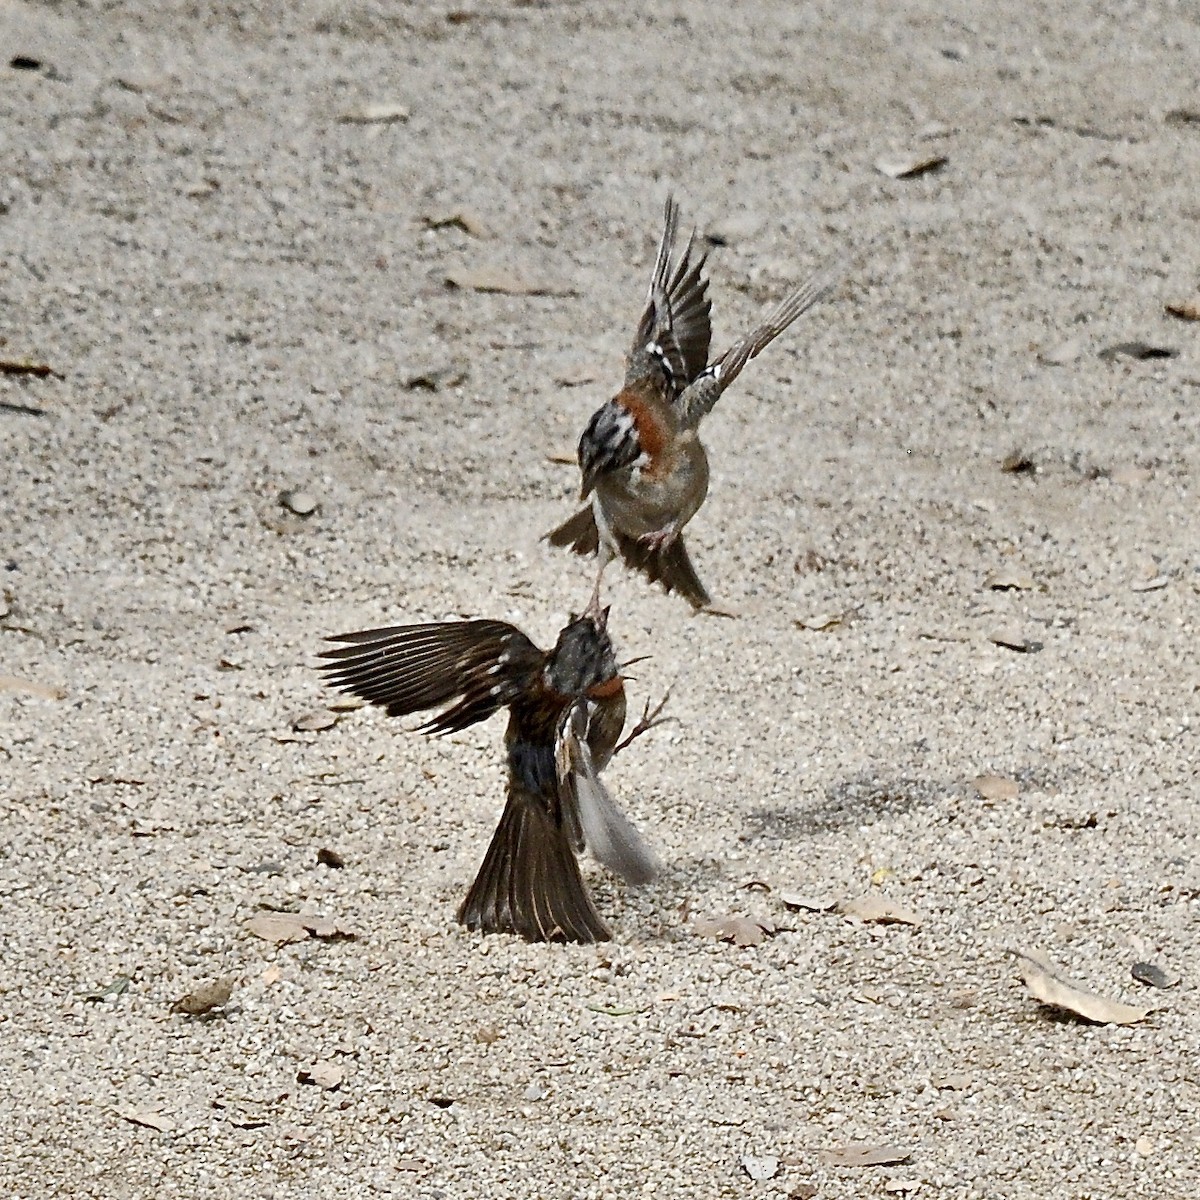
[820,1144,914,1167]
[0,358,61,377]
[988,626,1036,652]
[973,774,1018,802]
[403,362,467,391]
[875,152,947,179]
[779,891,839,913]
[339,102,409,124]
[115,1107,176,1133]
[297,1061,345,1090]
[838,895,922,927]
[1098,342,1177,362]
[1000,450,1035,474]
[245,913,356,944]
[1011,947,1150,1025]
[171,976,236,1016]
[692,915,774,947]
[796,612,843,631]
[444,267,574,297]
[423,209,489,238]
[984,568,1035,591]
[1165,300,1200,321]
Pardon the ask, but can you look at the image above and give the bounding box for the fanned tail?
[457,786,611,944]
[615,531,710,610]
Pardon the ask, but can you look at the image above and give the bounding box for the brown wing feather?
[318,620,542,733]
[626,196,713,396]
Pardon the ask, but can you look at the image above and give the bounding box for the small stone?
[741,1154,778,1181]
[280,489,318,516]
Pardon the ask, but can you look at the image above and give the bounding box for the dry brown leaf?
[1131,961,1179,989]
[1099,341,1177,362]
[0,359,61,378]
[171,976,235,1015]
[115,1107,176,1133]
[1165,300,1200,321]
[246,914,309,943]
[838,895,922,927]
[1000,450,1035,474]
[292,709,337,732]
[796,612,843,631]
[779,891,839,912]
[445,267,574,297]
[302,915,356,940]
[821,1144,914,1167]
[929,1070,972,1090]
[692,915,773,946]
[984,568,1035,591]
[0,675,66,700]
[1011,947,1150,1025]
[875,152,947,179]
[973,774,1018,802]
[339,102,409,124]
[297,1061,345,1090]
[423,209,489,237]
[988,626,1035,652]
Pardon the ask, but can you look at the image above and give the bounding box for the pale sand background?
[2,2,1198,1197]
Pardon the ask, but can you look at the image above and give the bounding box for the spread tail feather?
[616,531,710,610]
[457,787,611,943]
[545,506,600,556]
[546,507,709,609]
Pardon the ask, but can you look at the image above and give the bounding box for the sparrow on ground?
[318,610,662,943]
[547,195,844,611]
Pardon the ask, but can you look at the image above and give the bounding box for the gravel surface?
[2,2,1198,1197]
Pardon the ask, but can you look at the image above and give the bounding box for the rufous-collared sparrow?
[548,195,844,611]
[318,610,660,943]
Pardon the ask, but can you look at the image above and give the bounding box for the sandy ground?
[2,1,1199,1196]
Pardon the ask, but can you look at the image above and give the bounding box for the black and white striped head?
[578,399,641,498]
[545,610,617,696]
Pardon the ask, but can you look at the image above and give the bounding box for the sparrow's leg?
[584,543,612,618]
[614,690,672,754]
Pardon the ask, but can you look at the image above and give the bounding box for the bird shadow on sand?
[743,772,958,840]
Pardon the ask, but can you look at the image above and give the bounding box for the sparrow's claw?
[638,525,679,553]
[615,689,673,754]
